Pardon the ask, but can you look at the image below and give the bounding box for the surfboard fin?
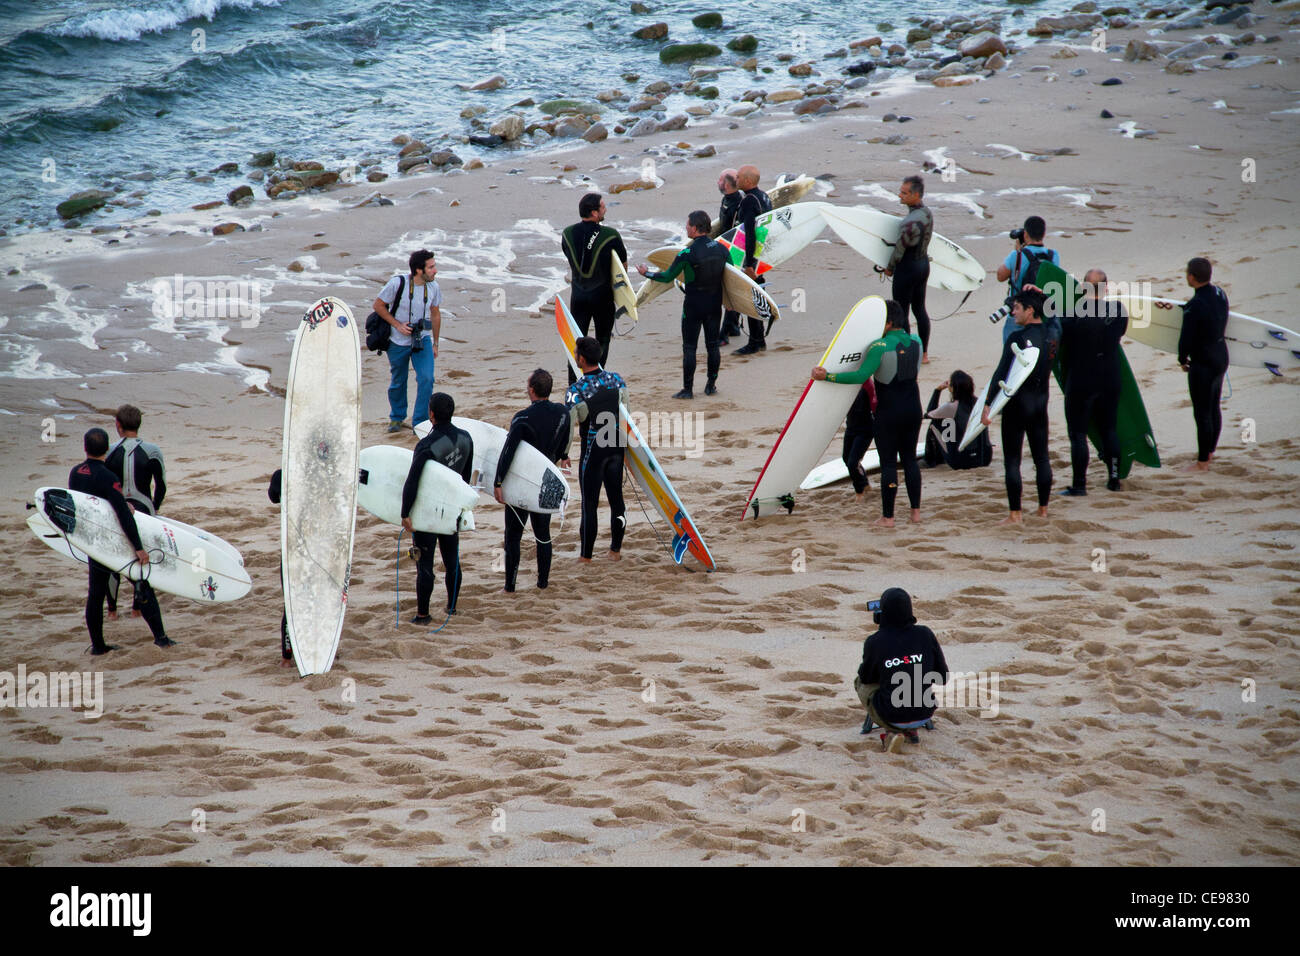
[358,468,370,485]
[1265,362,1282,377]
[779,494,795,515]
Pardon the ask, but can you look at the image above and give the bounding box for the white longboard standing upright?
[958,343,1040,451]
[281,296,361,676]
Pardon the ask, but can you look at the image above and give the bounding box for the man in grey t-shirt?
[373,249,443,432]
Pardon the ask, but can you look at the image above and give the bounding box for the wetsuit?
[855,588,948,731]
[402,421,474,616]
[735,186,772,350]
[646,235,729,392]
[842,380,876,495]
[717,189,744,338]
[68,458,167,651]
[1178,284,1230,463]
[824,327,924,519]
[988,322,1055,511]
[104,435,166,614]
[1059,297,1127,489]
[889,204,933,356]
[268,469,290,659]
[924,391,990,469]
[566,368,628,559]
[561,221,628,382]
[496,398,570,592]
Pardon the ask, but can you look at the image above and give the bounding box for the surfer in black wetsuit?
[104,403,167,620]
[565,336,628,561]
[1178,257,1230,473]
[1058,269,1127,495]
[732,164,772,356]
[883,176,934,364]
[638,209,729,398]
[68,428,172,655]
[716,168,743,343]
[924,371,991,470]
[497,369,571,592]
[561,193,628,383]
[844,379,876,498]
[267,469,292,664]
[402,393,474,622]
[982,289,1054,523]
[813,301,924,527]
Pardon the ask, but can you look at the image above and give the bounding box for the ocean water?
[0,0,1088,233]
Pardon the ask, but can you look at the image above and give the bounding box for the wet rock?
[555,117,591,137]
[595,89,624,102]
[628,97,661,112]
[628,117,659,136]
[293,160,324,171]
[398,153,431,172]
[692,13,723,28]
[793,97,834,115]
[398,140,427,157]
[460,75,506,91]
[211,161,239,175]
[660,43,721,64]
[429,151,463,167]
[960,32,1007,58]
[1029,13,1103,34]
[907,27,932,43]
[192,200,222,211]
[788,62,814,76]
[845,76,871,89]
[460,105,488,118]
[249,150,276,167]
[695,85,720,99]
[630,2,651,12]
[247,169,265,182]
[1125,39,1163,61]
[468,134,504,148]
[767,88,805,103]
[227,185,254,204]
[609,179,656,193]
[367,170,389,182]
[851,36,883,50]
[1165,59,1195,74]
[726,101,760,116]
[1072,1,1097,11]
[392,135,410,146]
[985,52,1007,69]
[694,144,717,157]
[213,222,244,236]
[846,60,876,75]
[658,113,689,131]
[583,122,609,142]
[936,61,969,77]
[1100,77,1122,85]
[727,34,758,53]
[633,23,669,41]
[490,114,526,141]
[56,189,113,219]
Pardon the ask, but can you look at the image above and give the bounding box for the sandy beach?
[1,3,1298,866]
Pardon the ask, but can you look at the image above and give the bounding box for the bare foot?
[578,557,592,563]
[608,551,622,561]
[874,516,896,528]
[278,658,294,668]
[922,354,930,364]
[1036,506,1049,518]
[999,512,1023,525]
[1181,461,1210,473]
[106,611,118,621]
[909,509,922,524]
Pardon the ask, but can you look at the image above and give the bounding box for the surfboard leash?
[622,468,673,559]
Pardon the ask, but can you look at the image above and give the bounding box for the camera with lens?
[1009,227,1024,242]
[409,316,423,352]
[869,599,882,625]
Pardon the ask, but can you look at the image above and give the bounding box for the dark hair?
[575,336,602,366]
[1013,288,1045,318]
[115,403,142,432]
[1187,257,1212,283]
[84,428,109,457]
[1023,216,1046,242]
[903,174,924,198]
[884,298,909,334]
[409,249,435,275]
[950,370,975,404]
[720,171,738,190]
[687,209,712,233]
[578,193,603,219]
[528,368,553,398]
[429,392,454,423]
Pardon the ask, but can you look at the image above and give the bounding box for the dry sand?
[1,9,1298,865]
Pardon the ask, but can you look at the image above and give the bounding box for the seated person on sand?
[923,370,992,470]
[853,587,948,754]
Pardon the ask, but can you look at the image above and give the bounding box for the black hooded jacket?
[857,588,949,726]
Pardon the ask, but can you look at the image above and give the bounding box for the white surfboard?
[799,441,928,491]
[719,201,829,272]
[1105,294,1300,374]
[282,295,360,677]
[958,343,1040,451]
[33,487,251,603]
[743,296,888,519]
[417,417,570,515]
[642,248,781,325]
[610,256,638,323]
[357,445,477,534]
[708,173,817,236]
[818,204,985,293]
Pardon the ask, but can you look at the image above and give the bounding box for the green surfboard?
[1038,262,1161,479]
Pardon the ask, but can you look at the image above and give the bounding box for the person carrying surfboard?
[812,300,924,527]
[69,428,174,655]
[715,168,743,344]
[496,369,571,592]
[731,165,772,357]
[562,193,628,384]
[565,336,629,561]
[1178,257,1230,473]
[982,290,1055,523]
[638,210,728,399]
[883,175,934,364]
[401,393,474,622]
[104,403,166,621]
[1058,269,1127,495]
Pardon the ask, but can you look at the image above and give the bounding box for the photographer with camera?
[993,217,1059,343]
[853,587,948,754]
[374,249,442,433]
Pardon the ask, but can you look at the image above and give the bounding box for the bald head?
[737,164,760,190]
[718,168,739,193]
[1083,268,1107,299]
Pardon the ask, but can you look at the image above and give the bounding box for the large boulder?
[56,189,113,219]
[660,43,721,64]
[489,114,525,141]
[633,23,669,41]
[960,31,1008,58]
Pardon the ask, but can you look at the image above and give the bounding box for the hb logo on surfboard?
[837,351,863,366]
